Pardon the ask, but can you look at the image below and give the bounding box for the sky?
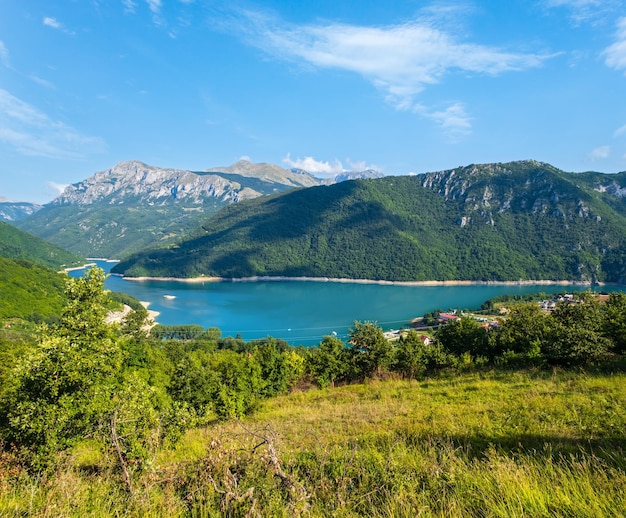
[1,1,626,203]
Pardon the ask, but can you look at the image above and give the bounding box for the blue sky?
[1,0,626,203]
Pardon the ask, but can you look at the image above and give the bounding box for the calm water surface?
[73,261,622,346]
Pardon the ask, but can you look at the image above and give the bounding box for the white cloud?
[43,17,75,35]
[0,89,106,159]
[29,75,55,89]
[614,123,626,138]
[543,0,610,25]
[237,11,549,136]
[43,17,62,29]
[122,0,137,14]
[122,0,163,25]
[283,154,344,175]
[604,17,626,73]
[47,181,69,196]
[146,0,164,25]
[589,145,610,160]
[0,41,9,68]
[346,159,378,172]
[146,0,161,15]
[415,102,472,140]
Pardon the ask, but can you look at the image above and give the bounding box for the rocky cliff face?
[53,160,320,206]
[419,160,626,225]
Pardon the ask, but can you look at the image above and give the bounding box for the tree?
[544,294,611,365]
[307,335,347,388]
[496,303,549,364]
[253,338,291,397]
[394,330,454,378]
[394,330,428,379]
[603,292,626,354]
[1,267,123,465]
[0,267,181,484]
[348,321,392,379]
[435,316,493,361]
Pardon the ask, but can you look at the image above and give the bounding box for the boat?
[163,294,176,300]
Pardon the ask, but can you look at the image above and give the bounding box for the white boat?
[163,294,176,300]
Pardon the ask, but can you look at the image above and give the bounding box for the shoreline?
[119,274,610,287]
[140,301,160,328]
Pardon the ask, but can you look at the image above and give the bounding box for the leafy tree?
[394,330,455,378]
[307,335,347,388]
[348,321,392,379]
[544,294,611,365]
[394,330,428,379]
[496,303,549,365]
[253,338,291,397]
[603,292,626,354]
[0,267,123,465]
[0,267,182,484]
[436,317,493,361]
[168,351,220,416]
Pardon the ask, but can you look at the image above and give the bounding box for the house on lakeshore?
[437,313,459,323]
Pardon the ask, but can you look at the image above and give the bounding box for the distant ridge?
[16,159,381,259]
[0,201,42,222]
[112,160,626,284]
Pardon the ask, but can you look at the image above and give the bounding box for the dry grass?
[2,369,625,516]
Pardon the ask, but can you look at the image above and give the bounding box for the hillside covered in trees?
[0,221,83,270]
[113,161,626,283]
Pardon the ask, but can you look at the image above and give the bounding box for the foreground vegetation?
[1,268,625,516]
[1,371,625,516]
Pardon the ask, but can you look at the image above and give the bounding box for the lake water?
[72,260,623,346]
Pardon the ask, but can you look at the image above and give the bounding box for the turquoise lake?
[72,261,624,346]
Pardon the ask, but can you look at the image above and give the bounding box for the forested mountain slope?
[0,221,83,270]
[112,161,626,283]
[0,257,67,320]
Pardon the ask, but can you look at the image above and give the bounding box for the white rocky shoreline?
[118,274,605,287]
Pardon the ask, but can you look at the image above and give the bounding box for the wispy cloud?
[146,0,164,26]
[47,181,69,196]
[614,123,626,138]
[543,0,623,26]
[604,17,626,73]
[283,154,344,175]
[235,10,550,137]
[0,89,106,159]
[123,0,164,26]
[43,16,75,35]
[0,41,9,68]
[415,102,472,140]
[589,145,610,160]
[122,0,137,14]
[29,75,55,89]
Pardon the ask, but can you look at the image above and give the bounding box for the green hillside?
[0,257,67,320]
[112,162,626,283]
[0,221,84,270]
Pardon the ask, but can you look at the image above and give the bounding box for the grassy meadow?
[1,368,625,517]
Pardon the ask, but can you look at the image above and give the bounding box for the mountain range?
[0,201,42,222]
[15,160,381,258]
[111,160,626,284]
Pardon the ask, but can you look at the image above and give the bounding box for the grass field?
[2,368,625,517]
